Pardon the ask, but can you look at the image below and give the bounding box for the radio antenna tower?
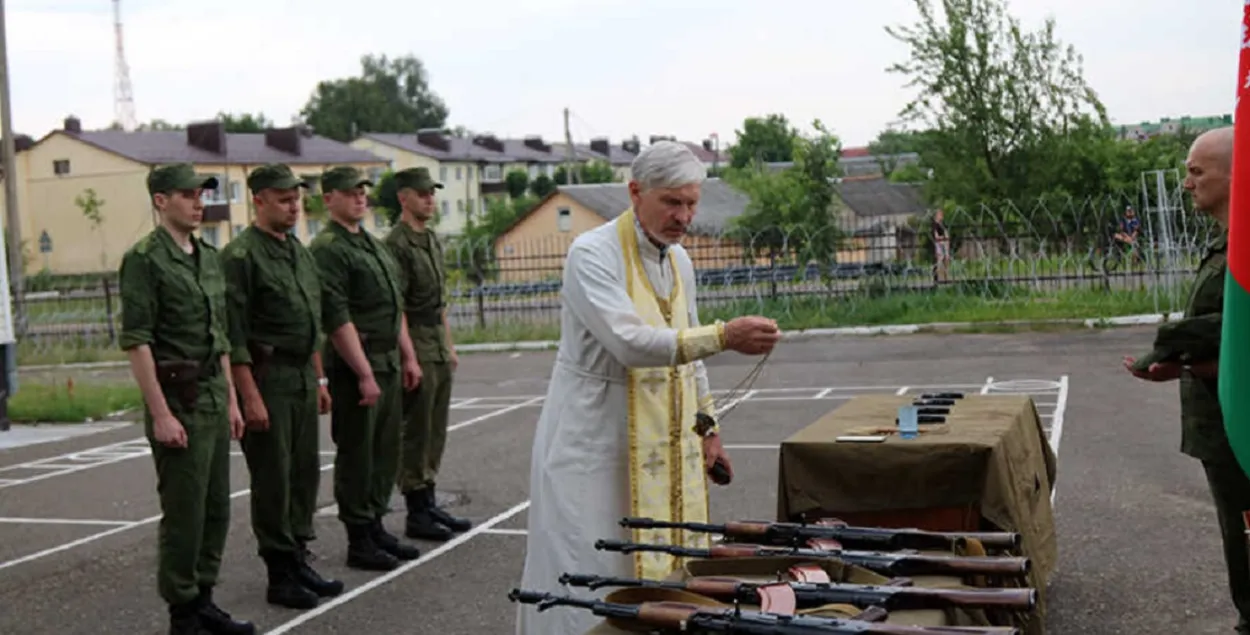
[112,0,137,131]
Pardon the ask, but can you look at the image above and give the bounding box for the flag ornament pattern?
[1219,1,1250,478]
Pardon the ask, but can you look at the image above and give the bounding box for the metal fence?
[11,181,1218,366]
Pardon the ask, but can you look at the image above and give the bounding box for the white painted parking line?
[895,386,909,395]
[1050,375,1070,504]
[980,376,994,395]
[0,517,133,527]
[813,389,831,399]
[0,439,152,490]
[482,528,527,536]
[448,397,545,433]
[263,500,531,635]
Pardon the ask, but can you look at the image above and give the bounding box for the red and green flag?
[1220,3,1250,477]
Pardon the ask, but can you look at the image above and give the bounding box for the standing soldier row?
[119,163,466,635]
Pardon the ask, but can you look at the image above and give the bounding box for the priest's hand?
[725,317,782,356]
[703,434,733,486]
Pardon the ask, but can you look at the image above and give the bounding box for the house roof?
[361,132,642,167]
[52,129,384,166]
[835,177,928,218]
[558,178,750,235]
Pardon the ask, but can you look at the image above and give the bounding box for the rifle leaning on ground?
[509,589,1021,634]
[621,518,1022,552]
[594,540,1031,580]
[558,573,1038,613]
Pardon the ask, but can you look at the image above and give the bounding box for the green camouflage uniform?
[309,166,420,571]
[221,164,343,608]
[383,167,472,541]
[1170,232,1250,633]
[118,164,253,634]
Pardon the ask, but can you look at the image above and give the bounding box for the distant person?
[515,141,781,635]
[1123,126,1249,634]
[1113,205,1142,264]
[117,164,252,635]
[932,208,951,282]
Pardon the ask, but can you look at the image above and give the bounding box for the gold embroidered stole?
[616,209,711,580]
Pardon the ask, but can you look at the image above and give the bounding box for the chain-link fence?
[11,182,1217,366]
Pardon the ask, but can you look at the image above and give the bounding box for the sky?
[5,0,1244,149]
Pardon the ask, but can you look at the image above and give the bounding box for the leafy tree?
[529,175,556,198]
[299,54,449,142]
[727,114,800,169]
[217,112,274,133]
[867,127,926,177]
[554,160,617,185]
[74,188,107,270]
[504,169,530,199]
[884,0,1108,206]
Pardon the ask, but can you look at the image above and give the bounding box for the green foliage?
[370,170,401,223]
[505,170,530,199]
[449,194,540,284]
[300,54,449,142]
[216,112,274,133]
[554,160,617,185]
[867,128,926,177]
[728,114,800,169]
[530,175,556,198]
[723,120,845,272]
[75,188,105,227]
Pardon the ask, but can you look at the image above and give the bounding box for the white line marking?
[0,462,333,573]
[0,439,153,489]
[980,376,994,395]
[895,386,909,395]
[813,389,831,399]
[447,397,544,433]
[1049,375,1069,505]
[725,444,780,450]
[263,500,531,634]
[482,528,527,536]
[0,517,132,526]
[452,397,481,408]
[749,395,851,402]
[715,390,757,416]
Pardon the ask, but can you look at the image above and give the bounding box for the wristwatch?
[317,377,329,388]
[693,412,719,438]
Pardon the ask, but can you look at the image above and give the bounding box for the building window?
[302,174,321,194]
[528,164,540,179]
[457,199,464,213]
[455,166,462,180]
[306,218,321,236]
[199,174,228,205]
[233,224,244,238]
[557,207,571,232]
[441,200,449,215]
[201,225,219,246]
[374,212,387,229]
[368,167,384,182]
[483,165,502,181]
[229,182,241,203]
[466,198,474,216]
[52,159,70,175]
[439,166,447,181]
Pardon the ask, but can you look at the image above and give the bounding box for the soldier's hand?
[317,386,332,414]
[724,316,782,356]
[402,359,423,391]
[153,413,187,448]
[358,374,382,406]
[449,349,460,373]
[228,402,246,441]
[1122,356,1183,382]
[243,394,269,431]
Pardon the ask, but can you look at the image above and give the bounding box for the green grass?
[9,380,144,423]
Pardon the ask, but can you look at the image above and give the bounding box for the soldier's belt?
[405,311,443,327]
[358,334,397,356]
[155,358,219,410]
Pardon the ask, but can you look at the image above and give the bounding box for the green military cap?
[321,166,373,192]
[394,167,443,192]
[247,163,307,193]
[147,163,218,195]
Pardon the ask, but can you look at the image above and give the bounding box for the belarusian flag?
[1220,3,1250,477]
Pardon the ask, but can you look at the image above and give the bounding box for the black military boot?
[426,485,472,533]
[294,541,345,597]
[373,516,422,559]
[195,586,255,635]
[345,522,400,571]
[260,550,319,609]
[404,488,453,541]
[168,599,210,635]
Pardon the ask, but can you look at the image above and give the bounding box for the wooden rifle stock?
[511,588,1022,634]
[593,540,1031,580]
[559,574,1037,613]
[620,516,1022,551]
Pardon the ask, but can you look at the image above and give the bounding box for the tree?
[884,0,1108,206]
[504,169,530,199]
[75,188,107,270]
[867,127,926,177]
[529,175,556,198]
[217,112,274,133]
[299,54,450,142]
[727,114,800,170]
[554,160,617,185]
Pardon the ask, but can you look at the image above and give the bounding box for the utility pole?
[0,0,18,431]
[563,107,576,185]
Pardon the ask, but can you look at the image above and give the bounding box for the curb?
[18,311,1182,371]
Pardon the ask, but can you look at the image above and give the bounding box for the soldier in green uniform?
[118,163,254,635]
[221,164,344,609]
[1124,127,1250,634]
[383,167,472,541]
[309,166,425,571]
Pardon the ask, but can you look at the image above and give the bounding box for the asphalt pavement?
[0,326,1236,634]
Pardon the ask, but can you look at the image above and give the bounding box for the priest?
[515,140,782,635]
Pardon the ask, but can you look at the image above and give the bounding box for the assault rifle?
[594,540,1031,580]
[621,517,1022,552]
[558,573,1037,613]
[509,589,1021,634]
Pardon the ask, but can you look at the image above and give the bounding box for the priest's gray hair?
[630,140,707,191]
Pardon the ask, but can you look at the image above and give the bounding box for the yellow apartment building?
[350,131,642,236]
[8,116,388,275]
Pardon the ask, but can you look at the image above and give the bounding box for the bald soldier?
[118,164,252,635]
[221,164,343,609]
[1124,127,1250,633]
[383,167,471,541]
[310,166,424,571]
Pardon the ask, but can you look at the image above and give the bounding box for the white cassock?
[515,208,729,635]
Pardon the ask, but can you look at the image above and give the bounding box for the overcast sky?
[7,0,1243,148]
